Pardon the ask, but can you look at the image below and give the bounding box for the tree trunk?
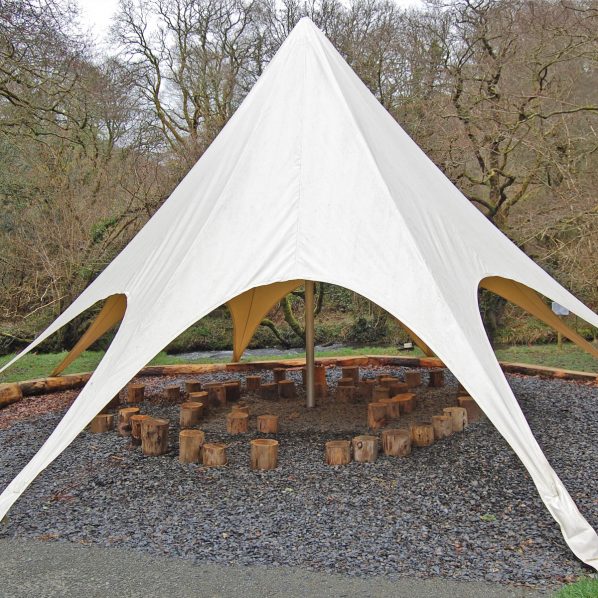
[335,384,355,403]
[432,415,452,440]
[127,383,144,404]
[394,393,416,414]
[260,382,278,400]
[405,371,421,388]
[164,384,181,402]
[380,397,401,420]
[341,367,360,385]
[367,402,387,429]
[179,429,205,464]
[246,376,262,392]
[250,439,278,470]
[382,429,411,456]
[428,370,444,388]
[226,411,249,434]
[389,382,409,396]
[180,401,204,428]
[141,418,169,456]
[224,381,241,403]
[359,379,376,401]
[202,442,227,467]
[185,380,202,394]
[325,440,351,465]
[203,383,225,408]
[257,414,279,433]
[89,414,114,433]
[457,396,484,422]
[352,435,378,462]
[410,422,434,447]
[372,386,390,401]
[443,407,468,432]
[338,377,354,387]
[273,368,287,383]
[117,407,140,436]
[278,380,296,398]
[130,414,150,445]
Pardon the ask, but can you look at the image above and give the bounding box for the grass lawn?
[553,577,598,597]
[0,341,596,384]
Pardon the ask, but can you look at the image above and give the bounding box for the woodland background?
[1,0,597,355]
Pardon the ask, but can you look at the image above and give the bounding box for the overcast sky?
[77,0,423,45]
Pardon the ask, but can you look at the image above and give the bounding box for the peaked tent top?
[1,17,597,569]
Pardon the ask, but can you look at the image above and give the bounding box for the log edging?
[1,354,596,407]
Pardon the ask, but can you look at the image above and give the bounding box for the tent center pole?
[305,280,316,409]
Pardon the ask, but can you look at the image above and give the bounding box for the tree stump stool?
[341,367,360,385]
[432,414,453,440]
[457,396,483,422]
[382,429,411,456]
[352,435,378,462]
[203,384,225,408]
[250,439,279,470]
[336,385,355,403]
[164,384,181,402]
[226,411,249,434]
[372,385,390,401]
[273,368,287,383]
[232,402,250,415]
[179,429,205,464]
[127,383,144,404]
[180,401,204,428]
[185,380,202,394]
[203,442,227,467]
[278,380,296,399]
[379,376,399,387]
[189,391,210,415]
[90,414,114,433]
[246,376,262,392]
[443,406,468,432]
[223,381,241,403]
[257,414,279,433]
[260,382,278,400]
[368,402,387,430]
[325,440,351,465]
[338,377,354,387]
[405,371,422,388]
[380,397,401,420]
[130,414,150,446]
[141,418,169,456]
[394,393,416,414]
[315,383,327,399]
[428,370,444,387]
[389,382,409,395]
[359,379,376,400]
[410,422,434,447]
[118,407,140,436]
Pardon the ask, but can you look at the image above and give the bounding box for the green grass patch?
[0,342,595,384]
[553,577,598,597]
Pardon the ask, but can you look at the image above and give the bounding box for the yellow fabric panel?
[51,294,127,376]
[481,277,598,359]
[397,320,435,356]
[227,281,303,361]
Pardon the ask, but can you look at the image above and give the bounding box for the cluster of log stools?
[89,377,288,471]
[88,366,484,470]
[324,367,484,465]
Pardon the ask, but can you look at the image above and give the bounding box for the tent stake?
[305,280,316,408]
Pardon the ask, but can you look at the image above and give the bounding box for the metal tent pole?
[305,280,315,409]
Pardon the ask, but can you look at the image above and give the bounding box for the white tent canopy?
[1,18,597,568]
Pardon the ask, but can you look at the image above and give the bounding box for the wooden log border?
[1,354,596,408]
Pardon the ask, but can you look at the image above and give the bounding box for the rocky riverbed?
[0,365,596,591]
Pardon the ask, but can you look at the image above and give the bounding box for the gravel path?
[0,365,596,592]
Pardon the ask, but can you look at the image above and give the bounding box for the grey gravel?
[0,365,596,592]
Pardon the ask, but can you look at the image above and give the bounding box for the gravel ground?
[0,365,596,592]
